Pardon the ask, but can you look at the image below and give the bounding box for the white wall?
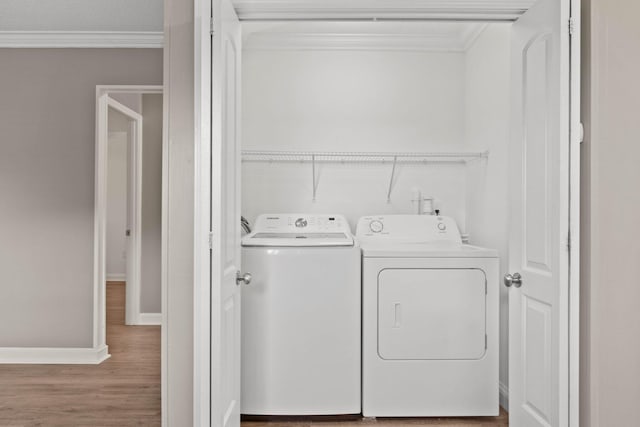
[242,49,467,230]
[106,131,128,280]
[463,24,512,406]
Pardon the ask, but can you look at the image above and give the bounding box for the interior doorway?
[94,85,163,352]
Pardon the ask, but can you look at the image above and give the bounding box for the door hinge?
[210,17,214,36]
[485,334,488,350]
[208,231,214,250]
[568,17,576,36]
[567,231,571,252]
[579,122,585,144]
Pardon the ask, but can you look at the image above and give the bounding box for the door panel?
[523,34,553,273]
[509,0,570,426]
[211,0,242,426]
[523,296,552,423]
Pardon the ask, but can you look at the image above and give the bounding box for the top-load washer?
[357,215,499,417]
[241,214,361,415]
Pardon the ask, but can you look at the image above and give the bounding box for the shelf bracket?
[387,156,398,203]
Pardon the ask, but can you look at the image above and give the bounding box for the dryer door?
[378,268,486,360]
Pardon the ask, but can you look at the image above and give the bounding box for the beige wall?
[141,93,163,314]
[581,0,640,425]
[106,128,128,279]
[0,49,162,348]
[163,0,195,423]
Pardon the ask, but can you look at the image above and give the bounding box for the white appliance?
[357,215,499,417]
[241,214,361,415]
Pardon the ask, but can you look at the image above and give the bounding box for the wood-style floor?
[242,411,508,427]
[0,282,508,427]
[0,281,160,426]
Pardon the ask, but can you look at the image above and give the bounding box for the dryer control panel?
[356,215,462,244]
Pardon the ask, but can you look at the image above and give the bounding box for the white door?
[210,0,242,426]
[508,0,574,425]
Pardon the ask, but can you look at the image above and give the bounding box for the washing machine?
[241,214,361,415]
[357,215,499,417]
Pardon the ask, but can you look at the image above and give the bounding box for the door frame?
[568,0,581,425]
[194,1,213,425]
[192,1,580,425]
[93,85,163,351]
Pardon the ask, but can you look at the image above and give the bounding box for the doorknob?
[504,273,522,288]
[236,271,252,286]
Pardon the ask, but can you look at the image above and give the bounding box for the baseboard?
[138,313,162,325]
[107,274,126,281]
[0,345,110,364]
[499,381,509,411]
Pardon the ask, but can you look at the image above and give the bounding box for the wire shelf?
[241,149,489,202]
[241,150,489,164]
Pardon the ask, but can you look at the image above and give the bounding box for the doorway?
[189,0,580,426]
[94,85,164,350]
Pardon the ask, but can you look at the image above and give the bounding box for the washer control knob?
[437,222,447,231]
[369,220,384,233]
[295,218,308,228]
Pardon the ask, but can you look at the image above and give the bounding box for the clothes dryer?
[357,215,499,417]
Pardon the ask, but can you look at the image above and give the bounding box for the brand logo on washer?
[295,218,308,228]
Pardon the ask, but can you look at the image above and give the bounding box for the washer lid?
[242,213,354,247]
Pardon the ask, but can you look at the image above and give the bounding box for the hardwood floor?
[242,410,508,427]
[0,282,507,427]
[0,282,160,426]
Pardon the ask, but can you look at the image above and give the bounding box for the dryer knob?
[369,220,384,233]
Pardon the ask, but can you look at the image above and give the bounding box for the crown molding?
[0,31,163,48]
[244,24,488,52]
[233,0,535,21]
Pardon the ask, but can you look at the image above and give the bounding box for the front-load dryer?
[357,215,499,417]
[241,214,361,415]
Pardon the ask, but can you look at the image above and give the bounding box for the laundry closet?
[239,19,512,413]
[203,0,577,422]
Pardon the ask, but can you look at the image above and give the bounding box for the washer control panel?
[253,214,350,233]
[356,215,462,244]
[369,220,384,233]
